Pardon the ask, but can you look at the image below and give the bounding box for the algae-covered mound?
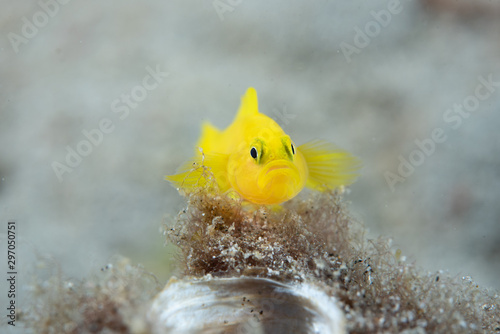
[22,191,499,333]
[166,190,351,280]
[167,190,499,333]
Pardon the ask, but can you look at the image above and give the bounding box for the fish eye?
[291,144,295,155]
[250,147,258,159]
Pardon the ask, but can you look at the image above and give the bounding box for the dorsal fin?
[234,87,259,120]
[197,121,221,150]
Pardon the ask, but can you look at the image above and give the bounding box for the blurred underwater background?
[1,1,499,329]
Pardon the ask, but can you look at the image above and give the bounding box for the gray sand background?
[1,1,499,327]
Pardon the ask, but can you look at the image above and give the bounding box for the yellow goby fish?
[166,87,360,205]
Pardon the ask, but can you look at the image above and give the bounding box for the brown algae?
[20,190,500,333]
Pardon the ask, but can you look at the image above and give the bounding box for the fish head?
[229,134,308,204]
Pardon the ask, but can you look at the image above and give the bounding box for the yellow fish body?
[166,87,360,205]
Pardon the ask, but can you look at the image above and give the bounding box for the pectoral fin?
[298,139,361,191]
[165,151,230,192]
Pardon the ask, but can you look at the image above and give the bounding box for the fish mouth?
[258,160,299,190]
[263,160,296,175]
[265,164,292,175]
